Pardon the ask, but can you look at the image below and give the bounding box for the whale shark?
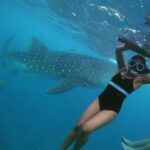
[121,137,150,150]
[3,37,117,94]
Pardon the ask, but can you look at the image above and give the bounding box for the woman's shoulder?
[118,67,126,73]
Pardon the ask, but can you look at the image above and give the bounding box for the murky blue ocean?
[0,0,150,150]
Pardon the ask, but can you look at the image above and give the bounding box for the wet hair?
[131,55,146,66]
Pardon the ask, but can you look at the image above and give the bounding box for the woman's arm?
[116,36,150,71]
[115,44,129,70]
[140,76,150,84]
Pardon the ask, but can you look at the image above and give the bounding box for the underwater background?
[0,0,150,150]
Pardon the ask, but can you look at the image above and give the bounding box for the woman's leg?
[76,97,101,127]
[73,110,117,150]
[60,97,100,150]
[60,126,81,150]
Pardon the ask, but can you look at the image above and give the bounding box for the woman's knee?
[74,121,94,134]
[81,123,93,133]
[73,124,91,135]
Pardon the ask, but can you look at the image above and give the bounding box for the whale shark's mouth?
[6,60,28,72]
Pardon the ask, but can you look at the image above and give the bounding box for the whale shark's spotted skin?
[6,38,117,94]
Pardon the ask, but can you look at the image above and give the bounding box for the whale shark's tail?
[0,34,16,67]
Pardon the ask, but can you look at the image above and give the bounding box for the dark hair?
[131,55,146,66]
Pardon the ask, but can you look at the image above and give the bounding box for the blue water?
[0,0,150,150]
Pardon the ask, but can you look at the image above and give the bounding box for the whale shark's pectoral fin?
[46,79,80,94]
[121,137,150,150]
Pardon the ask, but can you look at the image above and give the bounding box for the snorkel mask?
[127,55,150,76]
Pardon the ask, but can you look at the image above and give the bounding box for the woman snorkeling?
[60,36,150,150]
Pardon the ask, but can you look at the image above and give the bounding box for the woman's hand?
[117,35,150,58]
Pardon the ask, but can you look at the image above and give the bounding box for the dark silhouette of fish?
[4,37,117,94]
[122,137,150,150]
